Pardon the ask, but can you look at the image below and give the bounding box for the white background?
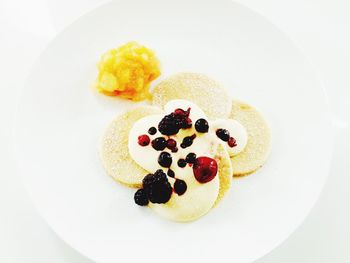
[0,0,349,262]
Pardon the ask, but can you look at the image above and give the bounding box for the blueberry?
[185,153,197,164]
[158,114,180,136]
[174,179,187,195]
[195,118,209,133]
[158,152,172,168]
[148,127,157,135]
[151,137,167,151]
[216,129,230,142]
[167,169,175,178]
[177,159,187,168]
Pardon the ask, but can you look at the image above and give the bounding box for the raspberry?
[138,135,150,146]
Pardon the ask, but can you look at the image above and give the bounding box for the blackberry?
[134,189,149,206]
[167,169,175,178]
[216,129,230,142]
[158,114,180,136]
[158,108,192,135]
[195,118,209,133]
[174,179,187,195]
[181,118,192,129]
[154,169,167,181]
[177,159,187,168]
[142,173,156,190]
[158,152,172,168]
[151,137,167,151]
[148,181,172,204]
[185,153,197,164]
[148,127,157,135]
[140,171,173,204]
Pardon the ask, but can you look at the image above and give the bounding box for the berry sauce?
[180,134,196,149]
[193,156,218,183]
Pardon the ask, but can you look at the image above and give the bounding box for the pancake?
[214,143,233,206]
[100,106,162,187]
[152,73,232,119]
[230,100,271,176]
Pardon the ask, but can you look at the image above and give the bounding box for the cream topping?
[211,119,247,156]
[128,99,247,220]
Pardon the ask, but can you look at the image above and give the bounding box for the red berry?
[174,108,186,116]
[193,157,218,183]
[186,118,192,126]
[138,135,150,146]
[228,137,237,147]
[166,139,177,149]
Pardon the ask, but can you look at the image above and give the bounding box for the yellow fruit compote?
[96,42,161,101]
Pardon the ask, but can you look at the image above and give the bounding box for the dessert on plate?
[97,43,270,222]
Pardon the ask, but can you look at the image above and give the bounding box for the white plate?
[14,0,333,262]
